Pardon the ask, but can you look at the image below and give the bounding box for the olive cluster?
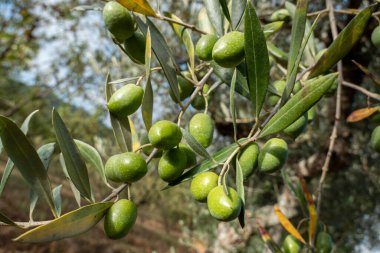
[282,233,333,253]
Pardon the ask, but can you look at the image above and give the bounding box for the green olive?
[191,84,209,110]
[212,31,245,68]
[158,147,187,182]
[169,72,195,102]
[189,113,214,148]
[282,235,301,253]
[103,1,136,42]
[139,132,163,158]
[238,142,259,179]
[178,143,197,168]
[207,186,242,221]
[105,152,147,183]
[258,138,288,173]
[196,34,218,61]
[370,125,380,152]
[190,171,219,202]
[107,84,144,117]
[104,199,137,239]
[148,120,182,150]
[283,114,308,139]
[316,232,333,253]
[371,26,380,48]
[124,31,146,65]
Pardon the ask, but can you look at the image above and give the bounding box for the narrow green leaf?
[135,17,181,102]
[167,139,246,187]
[236,160,245,228]
[53,185,62,217]
[267,41,288,62]
[0,110,39,196]
[52,109,92,202]
[229,69,238,142]
[0,211,21,228]
[29,191,38,222]
[263,21,285,38]
[60,154,81,207]
[117,116,133,152]
[244,2,270,118]
[117,0,157,17]
[181,128,212,161]
[231,0,246,29]
[14,202,113,243]
[309,4,377,78]
[142,29,153,131]
[108,76,140,85]
[0,116,56,217]
[165,13,195,71]
[282,0,307,104]
[204,0,224,36]
[218,0,231,23]
[74,139,107,186]
[260,73,338,138]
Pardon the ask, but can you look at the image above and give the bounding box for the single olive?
[207,186,242,221]
[178,143,197,168]
[238,142,259,179]
[212,31,245,68]
[189,113,214,148]
[103,1,136,42]
[268,80,286,107]
[196,34,218,61]
[169,72,195,102]
[104,199,137,239]
[283,114,308,139]
[107,84,144,117]
[371,26,380,48]
[158,147,187,182]
[258,138,288,173]
[139,132,163,158]
[270,9,290,21]
[105,152,147,183]
[191,84,209,110]
[124,31,146,65]
[190,171,219,202]
[148,120,182,150]
[370,125,380,152]
[283,235,301,253]
[316,232,333,253]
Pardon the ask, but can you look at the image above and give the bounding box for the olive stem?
[342,81,380,101]
[157,14,207,35]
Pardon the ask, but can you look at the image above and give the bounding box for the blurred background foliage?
[1,0,380,252]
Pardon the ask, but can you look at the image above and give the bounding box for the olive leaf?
[236,159,245,228]
[260,73,338,138]
[0,110,39,197]
[53,185,63,217]
[244,2,270,119]
[258,226,284,253]
[0,211,22,228]
[142,28,153,130]
[218,0,231,24]
[181,128,212,161]
[135,17,181,103]
[274,205,306,244]
[347,107,379,123]
[117,0,156,17]
[229,69,238,142]
[52,109,92,202]
[231,0,246,29]
[60,154,81,207]
[0,116,57,217]
[309,3,377,78]
[204,0,224,36]
[14,202,113,243]
[263,21,285,38]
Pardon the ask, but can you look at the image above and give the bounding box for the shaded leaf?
[352,60,380,87]
[218,0,231,23]
[258,226,284,253]
[204,0,224,36]
[236,159,245,228]
[0,116,56,217]
[274,205,306,244]
[117,116,133,152]
[0,211,21,228]
[53,185,63,217]
[52,109,92,202]
[167,139,246,187]
[231,0,245,29]
[347,107,379,122]
[281,169,307,216]
[259,73,338,138]
[74,139,107,185]
[244,2,270,118]
[142,29,153,130]
[135,17,180,102]
[60,154,81,207]
[230,69,238,142]
[14,202,113,243]
[117,0,156,17]
[309,4,377,78]
[267,41,288,62]
[299,178,317,245]
[181,128,212,161]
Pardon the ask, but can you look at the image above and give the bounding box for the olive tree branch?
[342,81,380,101]
[157,14,207,35]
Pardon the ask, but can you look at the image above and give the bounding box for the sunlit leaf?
[71,5,102,12]
[0,116,56,217]
[204,0,224,36]
[263,21,285,38]
[274,205,306,244]
[14,202,113,243]
[258,226,284,253]
[347,107,379,122]
[245,2,270,119]
[52,109,92,202]
[299,178,317,245]
[181,128,212,161]
[0,110,39,196]
[259,73,338,138]
[309,4,377,78]
[117,0,156,17]
[231,0,245,29]
[136,17,181,103]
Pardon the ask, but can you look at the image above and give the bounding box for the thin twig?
[342,81,380,101]
[0,220,51,229]
[157,14,207,35]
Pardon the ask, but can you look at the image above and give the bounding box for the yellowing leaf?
[274,205,306,244]
[347,107,379,122]
[257,226,283,253]
[117,0,156,17]
[299,178,317,245]
[14,202,113,243]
